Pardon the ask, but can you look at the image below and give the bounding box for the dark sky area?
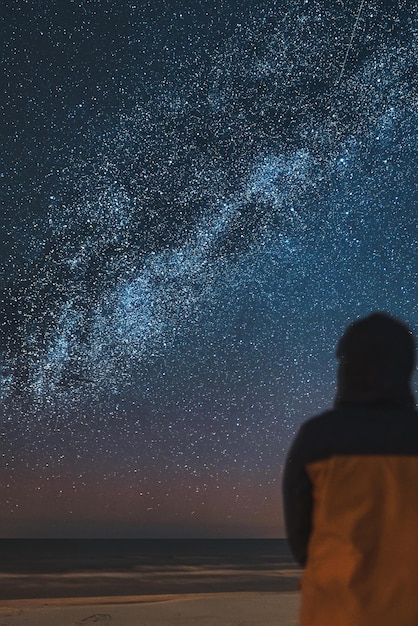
[1,0,417,537]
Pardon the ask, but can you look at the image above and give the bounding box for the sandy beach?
[0,592,300,625]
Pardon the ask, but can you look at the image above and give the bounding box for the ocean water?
[0,538,301,600]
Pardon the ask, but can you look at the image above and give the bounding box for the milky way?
[1,0,417,537]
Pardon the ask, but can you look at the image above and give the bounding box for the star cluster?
[1,0,417,537]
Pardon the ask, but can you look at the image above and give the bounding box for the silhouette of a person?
[283,312,417,626]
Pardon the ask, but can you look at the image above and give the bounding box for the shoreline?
[0,569,301,601]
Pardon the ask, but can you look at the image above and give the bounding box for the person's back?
[283,313,418,626]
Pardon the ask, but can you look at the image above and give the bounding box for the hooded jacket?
[283,313,417,626]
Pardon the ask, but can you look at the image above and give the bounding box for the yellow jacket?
[283,406,418,626]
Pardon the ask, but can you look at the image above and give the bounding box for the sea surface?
[0,538,301,600]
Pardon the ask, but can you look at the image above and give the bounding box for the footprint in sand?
[74,614,112,624]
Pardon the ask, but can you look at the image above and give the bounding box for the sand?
[0,592,300,625]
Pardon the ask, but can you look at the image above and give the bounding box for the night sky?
[1,0,417,538]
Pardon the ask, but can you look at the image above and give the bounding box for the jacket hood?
[334,312,416,409]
